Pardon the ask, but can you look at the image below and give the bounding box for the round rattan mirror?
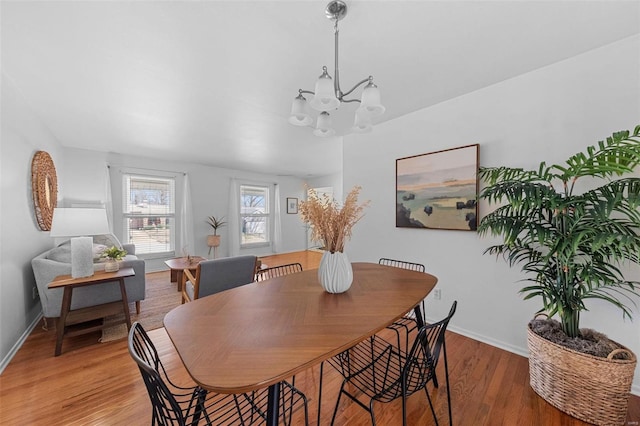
[31,151,58,230]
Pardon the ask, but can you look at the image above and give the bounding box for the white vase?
[104,259,120,272]
[318,251,353,293]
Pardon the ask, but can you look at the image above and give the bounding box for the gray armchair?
[181,255,257,303]
[31,241,146,326]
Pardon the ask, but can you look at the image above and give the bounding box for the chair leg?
[401,376,409,426]
[369,398,377,426]
[424,386,439,426]
[401,393,407,426]
[317,361,324,426]
[443,341,453,426]
[330,380,347,426]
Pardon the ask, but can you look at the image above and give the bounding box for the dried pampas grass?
[299,186,369,253]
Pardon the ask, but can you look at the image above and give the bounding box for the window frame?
[239,184,271,248]
[121,172,177,259]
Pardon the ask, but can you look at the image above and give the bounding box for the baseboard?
[434,318,640,397]
[443,322,529,358]
[0,313,42,375]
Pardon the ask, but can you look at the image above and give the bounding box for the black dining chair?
[255,263,303,282]
[128,322,309,425]
[328,301,457,426]
[378,258,427,350]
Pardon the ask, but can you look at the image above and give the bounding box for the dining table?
[163,261,438,426]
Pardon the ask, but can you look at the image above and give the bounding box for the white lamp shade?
[50,208,110,237]
[352,110,373,133]
[288,95,313,126]
[310,72,340,111]
[358,83,385,117]
[313,112,336,137]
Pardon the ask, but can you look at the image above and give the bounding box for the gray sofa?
[31,240,146,325]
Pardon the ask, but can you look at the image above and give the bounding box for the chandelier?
[288,0,385,137]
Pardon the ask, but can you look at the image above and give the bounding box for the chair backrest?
[403,301,457,393]
[255,262,303,282]
[379,258,425,272]
[128,322,191,425]
[194,255,257,299]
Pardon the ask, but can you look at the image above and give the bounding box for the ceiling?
[2,1,639,178]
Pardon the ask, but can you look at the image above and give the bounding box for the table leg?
[176,270,183,292]
[170,268,178,282]
[55,286,73,356]
[414,305,425,328]
[118,278,132,329]
[266,382,281,426]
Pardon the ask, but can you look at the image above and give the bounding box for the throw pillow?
[47,241,110,263]
[47,243,72,263]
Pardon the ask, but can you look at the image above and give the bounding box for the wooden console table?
[48,268,135,356]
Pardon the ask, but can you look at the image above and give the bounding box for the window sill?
[240,243,270,249]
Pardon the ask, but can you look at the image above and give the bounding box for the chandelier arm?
[299,89,315,96]
[339,77,371,99]
[340,98,361,104]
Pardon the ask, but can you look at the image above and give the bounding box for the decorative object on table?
[206,215,226,258]
[31,150,58,231]
[299,185,369,293]
[49,208,111,278]
[286,197,298,214]
[396,144,479,231]
[288,1,384,136]
[478,126,640,425]
[101,246,127,272]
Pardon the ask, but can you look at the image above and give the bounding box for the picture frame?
[286,197,298,214]
[396,144,479,231]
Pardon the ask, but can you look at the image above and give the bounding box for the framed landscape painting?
[396,144,479,231]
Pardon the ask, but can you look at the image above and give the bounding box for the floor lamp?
[49,208,111,278]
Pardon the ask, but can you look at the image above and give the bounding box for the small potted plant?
[101,246,127,272]
[206,215,227,257]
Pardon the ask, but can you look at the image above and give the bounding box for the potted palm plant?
[478,126,640,425]
[206,215,226,257]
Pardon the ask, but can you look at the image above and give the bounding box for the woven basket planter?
[527,322,637,425]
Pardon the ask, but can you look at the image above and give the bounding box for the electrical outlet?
[32,286,38,300]
[433,289,441,300]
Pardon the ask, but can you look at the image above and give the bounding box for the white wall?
[343,35,640,392]
[59,148,310,269]
[306,172,343,205]
[0,74,64,369]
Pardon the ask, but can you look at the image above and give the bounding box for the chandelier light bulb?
[313,111,336,137]
[310,67,340,111]
[352,110,372,133]
[358,81,385,117]
[288,93,313,126]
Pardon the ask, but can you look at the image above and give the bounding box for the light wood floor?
[2,250,639,425]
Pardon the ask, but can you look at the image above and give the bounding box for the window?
[123,174,175,255]
[240,184,270,246]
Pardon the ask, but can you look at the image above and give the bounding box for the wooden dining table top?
[163,262,438,393]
